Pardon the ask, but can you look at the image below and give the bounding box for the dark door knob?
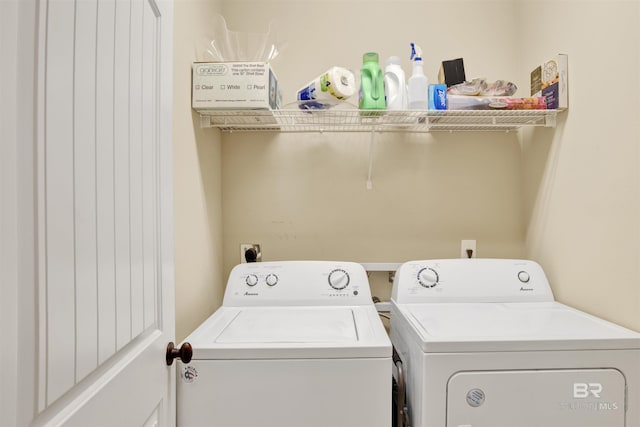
[166,341,193,366]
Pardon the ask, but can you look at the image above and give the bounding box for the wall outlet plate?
[461,240,476,258]
[240,243,261,263]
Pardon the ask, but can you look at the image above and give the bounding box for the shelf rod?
[366,128,375,190]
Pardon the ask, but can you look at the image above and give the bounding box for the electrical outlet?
[240,243,262,263]
[461,240,476,258]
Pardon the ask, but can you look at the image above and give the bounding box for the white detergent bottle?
[407,43,428,110]
[384,56,407,110]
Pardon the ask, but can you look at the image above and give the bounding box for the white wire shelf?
[197,109,559,132]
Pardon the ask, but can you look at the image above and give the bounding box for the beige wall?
[519,0,640,331]
[173,0,640,338]
[173,0,224,341]
[219,0,524,302]
[221,131,527,300]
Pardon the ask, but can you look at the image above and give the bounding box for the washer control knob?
[245,274,259,287]
[518,271,530,283]
[328,269,350,290]
[417,267,439,288]
[265,273,278,287]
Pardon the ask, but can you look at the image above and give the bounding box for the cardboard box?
[530,54,568,110]
[192,62,279,110]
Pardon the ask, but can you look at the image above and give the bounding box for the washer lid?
[185,306,391,359]
[398,302,640,352]
[216,307,357,343]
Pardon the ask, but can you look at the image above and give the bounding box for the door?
[9,0,175,425]
[446,369,626,427]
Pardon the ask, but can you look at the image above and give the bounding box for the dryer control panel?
[392,258,555,304]
[223,261,374,307]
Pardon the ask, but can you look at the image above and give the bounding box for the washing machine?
[177,260,392,427]
[390,258,640,427]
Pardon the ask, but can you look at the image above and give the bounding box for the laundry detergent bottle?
[407,43,429,110]
[384,56,408,110]
[359,52,386,111]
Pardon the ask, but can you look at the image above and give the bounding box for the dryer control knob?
[265,273,278,286]
[328,269,350,290]
[517,271,530,283]
[245,274,259,287]
[417,267,439,288]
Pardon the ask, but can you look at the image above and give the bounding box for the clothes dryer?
[390,258,640,427]
[178,261,392,427]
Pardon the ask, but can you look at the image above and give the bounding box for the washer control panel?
[392,259,555,304]
[224,261,373,307]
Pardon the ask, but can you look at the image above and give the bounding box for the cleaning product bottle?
[359,52,386,111]
[407,43,429,110]
[384,56,407,110]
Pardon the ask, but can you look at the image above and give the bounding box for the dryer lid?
[400,302,640,352]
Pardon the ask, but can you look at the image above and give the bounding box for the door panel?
[44,0,76,406]
[129,0,146,340]
[73,0,99,384]
[1,1,20,425]
[29,0,174,424]
[95,0,117,367]
[141,0,159,331]
[114,0,133,352]
[47,333,171,427]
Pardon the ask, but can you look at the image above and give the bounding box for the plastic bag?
[448,95,546,110]
[448,78,517,96]
[198,14,286,62]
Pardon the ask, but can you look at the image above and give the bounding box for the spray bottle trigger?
[410,42,422,62]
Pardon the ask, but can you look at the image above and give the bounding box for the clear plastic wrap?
[448,78,518,96]
[197,14,286,62]
[447,95,547,110]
